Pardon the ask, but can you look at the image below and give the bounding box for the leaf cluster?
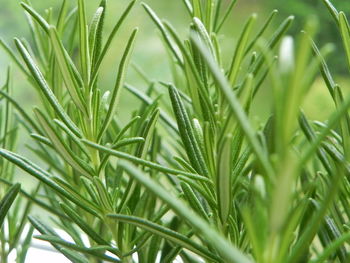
[0,0,350,262]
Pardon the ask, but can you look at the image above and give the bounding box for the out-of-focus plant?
[269,0,350,74]
[0,69,36,263]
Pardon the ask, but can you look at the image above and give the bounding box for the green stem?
[85,92,101,176]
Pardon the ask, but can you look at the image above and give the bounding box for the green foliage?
[0,0,350,262]
[270,0,350,74]
[0,67,43,263]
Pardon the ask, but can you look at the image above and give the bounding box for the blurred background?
[0,0,348,123]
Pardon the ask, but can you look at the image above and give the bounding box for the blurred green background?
[0,0,348,134]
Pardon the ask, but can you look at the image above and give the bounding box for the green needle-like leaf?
[78,0,90,84]
[34,108,93,177]
[228,14,256,86]
[20,2,50,33]
[29,217,89,263]
[169,85,209,178]
[0,183,20,228]
[14,38,82,137]
[89,7,104,68]
[98,28,138,140]
[108,214,219,262]
[191,35,274,180]
[311,232,350,263]
[125,83,178,132]
[83,139,211,183]
[120,161,252,263]
[60,203,116,249]
[339,12,350,72]
[215,0,237,32]
[48,26,86,114]
[142,3,183,66]
[245,9,278,54]
[0,149,99,216]
[35,235,120,262]
[217,135,233,225]
[0,39,30,77]
[322,0,339,22]
[91,0,136,85]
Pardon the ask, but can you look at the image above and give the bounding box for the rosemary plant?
[0,67,42,263]
[0,0,350,262]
